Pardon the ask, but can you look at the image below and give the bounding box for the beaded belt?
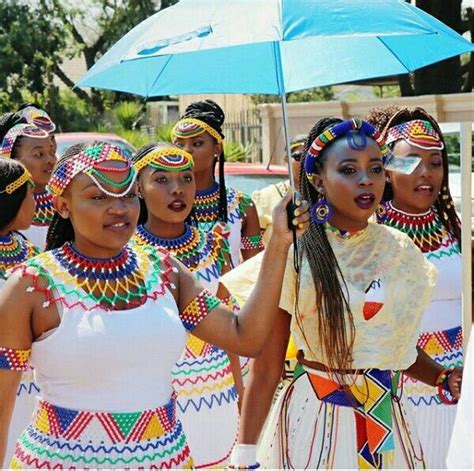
[300,366,400,469]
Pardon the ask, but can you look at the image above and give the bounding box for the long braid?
[297,118,355,371]
[45,143,87,250]
[217,151,228,222]
[371,107,461,245]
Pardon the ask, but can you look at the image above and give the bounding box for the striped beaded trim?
[0,168,33,195]
[0,232,40,279]
[133,147,194,173]
[32,190,55,226]
[0,346,31,371]
[240,234,264,251]
[180,289,220,331]
[172,118,223,144]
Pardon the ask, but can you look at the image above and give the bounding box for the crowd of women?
[0,98,467,469]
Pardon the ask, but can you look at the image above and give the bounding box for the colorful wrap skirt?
[10,393,194,469]
[258,365,425,469]
[172,335,239,468]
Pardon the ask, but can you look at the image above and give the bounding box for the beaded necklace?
[133,224,230,283]
[325,223,367,241]
[32,191,55,226]
[15,242,175,311]
[0,233,39,279]
[194,181,221,224]
[383,201,452,253]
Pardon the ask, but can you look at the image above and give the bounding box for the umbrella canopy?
[78,0,474,97]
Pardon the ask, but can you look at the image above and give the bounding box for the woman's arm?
[239,308,291,443]
[240,199,265,261]
[405,346,462,399]
[0,273,36,465]
[178,191,308,357]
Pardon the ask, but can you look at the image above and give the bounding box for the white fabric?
[230,444,258,467]
[21,225,48,250]
[447,331,474,470]
[30,274,186,412]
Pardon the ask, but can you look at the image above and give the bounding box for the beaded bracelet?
[241,235,264,251]
[435,368,458,405]
[227,463,260,469]
[180,289,220,332]
[0,346,31,371]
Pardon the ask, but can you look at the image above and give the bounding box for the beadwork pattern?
[12,242,175,312]
[383,202,459,257]
[133,147,193,173]
[172,118,223,144]
[386,120,444,150]
[17,106,56,133]
[32,190,55,226]
[240,234,264,250]
[0,124,49,159]
[0,232,39,279]
[0,168,33,195]
[180,289,220,332]
[194,182,253,230]
[11,394,194,469]
[0,346,31,371]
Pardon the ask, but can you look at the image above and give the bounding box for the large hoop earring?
[375,200,387,223]
[310,196,333,224]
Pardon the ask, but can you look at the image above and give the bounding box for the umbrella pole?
[280,92,296,190]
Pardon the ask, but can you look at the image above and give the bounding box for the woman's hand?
[271,191,310,245]
[448,367,463,400]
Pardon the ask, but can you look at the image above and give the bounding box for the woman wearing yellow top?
[229,117,462,469]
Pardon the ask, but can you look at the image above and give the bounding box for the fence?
[222,109,262,163]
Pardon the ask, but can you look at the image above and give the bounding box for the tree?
[251,86,335,105]
[399,0,474,95]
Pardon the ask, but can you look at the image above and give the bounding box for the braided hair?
[45,143,87,250]
[180,99,228,223]
[297,118,355,371]
[367,106,461,244]
[0,159,31,231]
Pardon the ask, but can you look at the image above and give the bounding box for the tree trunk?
[414,0,463,94]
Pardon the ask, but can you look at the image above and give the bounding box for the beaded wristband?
[240,235,264,251]
[228,463,260,470]
[0,346,31,371]
[180,289,220,332]
[435,368,458,405]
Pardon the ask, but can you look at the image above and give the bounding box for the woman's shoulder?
[369,222,418,251]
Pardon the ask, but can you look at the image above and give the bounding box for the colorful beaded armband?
[0,346,31,371]
[435,368,458,405]
[180,289,220,332]
[227,463,260,469]
[240,235,264,251]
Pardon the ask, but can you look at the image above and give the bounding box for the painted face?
[15,136,56,190]
[315,133,385,231]
[8,183,36,231]
[173,131,221,175]
[57,163,140,257]
[388,140,443,214]
[139,166,195,225]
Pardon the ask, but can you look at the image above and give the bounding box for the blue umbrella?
[79,0,473,185]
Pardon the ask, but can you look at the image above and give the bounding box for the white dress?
[383,202,463,469]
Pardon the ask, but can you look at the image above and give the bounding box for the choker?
[325,223,367,241]
[33,191,55,226]
[0,233,39,279]
[194,181,221,223]
[384,202,447,253]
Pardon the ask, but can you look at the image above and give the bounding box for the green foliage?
[224,141,254,162]
[251,86,334,105]
[113,101,143,130]
[155,123,174,143]
[114,129,152,149]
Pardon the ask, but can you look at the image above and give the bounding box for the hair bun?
[182,99,225,136]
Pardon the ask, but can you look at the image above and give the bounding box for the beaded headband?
[0,167,33,195]
[134,147,194,173]
[304,118,391,181]
[49,143,137,197]
[172,118,223,144]
[18,106,56,133]
[386,119,444,150]
[0,124,49,159]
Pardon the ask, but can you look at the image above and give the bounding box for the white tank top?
[27,247,187,413]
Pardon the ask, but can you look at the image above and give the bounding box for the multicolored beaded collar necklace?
[0,233,39,279]
[134,224,226,272]
[32,191,55,226]
[194,181,221,224]
[325,223,367,240]
[53,242,148,309]
[383,201,447,253]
